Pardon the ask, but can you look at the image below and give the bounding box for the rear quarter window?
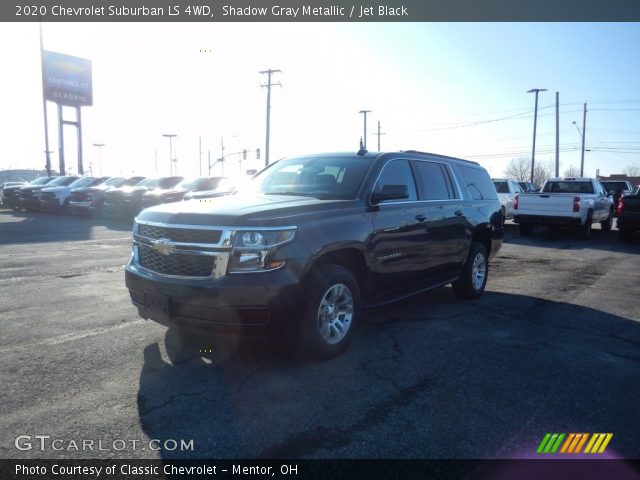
[457,165,498,200]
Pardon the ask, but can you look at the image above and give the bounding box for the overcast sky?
[2,22,640,180]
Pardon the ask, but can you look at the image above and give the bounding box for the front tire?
[301,265,360,359]
[452,242,488,299]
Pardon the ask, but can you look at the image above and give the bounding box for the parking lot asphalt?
[1,209,639,460]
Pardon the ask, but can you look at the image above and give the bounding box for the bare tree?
[563,165,580,177]
[503,157,530,182]
[533,161,553,188]
[622,165,640,177]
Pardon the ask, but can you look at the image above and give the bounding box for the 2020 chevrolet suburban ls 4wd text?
[125,150,503,358]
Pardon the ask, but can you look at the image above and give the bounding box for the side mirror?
[609,190,616,196]
[371,184,409,204]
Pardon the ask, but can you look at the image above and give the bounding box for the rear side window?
[412,161,456,200]
[457,165,497,200]
[373,159,418,203]
[493,181,509,194]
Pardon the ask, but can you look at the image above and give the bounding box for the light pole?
[359,110,371,149]
[527,88,547,183]
[162,134,177,175]
[573,119,588,177]
[92,143,105,176]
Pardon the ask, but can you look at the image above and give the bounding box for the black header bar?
[5,0,640,22]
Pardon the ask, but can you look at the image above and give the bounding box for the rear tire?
[301,264,360,359]
[579,213,593,239]
[519,224,534,236]
[452,242,488,300]
[600,209,613,232]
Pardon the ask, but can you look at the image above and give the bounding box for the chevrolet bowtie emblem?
[152,238,176,256]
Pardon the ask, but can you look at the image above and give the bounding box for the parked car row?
[2,175,235,217]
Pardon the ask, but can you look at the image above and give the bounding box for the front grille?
[138,244,215,277]
[40,192,57,201]
[105,191,125,204]
[69,192,91,202]
[138,224,222,244]
[3,190,20,200]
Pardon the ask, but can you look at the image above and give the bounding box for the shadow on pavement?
[502,222,640,255]
[136,290,640,460]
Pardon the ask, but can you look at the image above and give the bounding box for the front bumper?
[125,259,305,336]
[19,197,41,210]
[40,199,65,211]
[69,201,97,215]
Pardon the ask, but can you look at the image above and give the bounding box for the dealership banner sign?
[42,50,93,106]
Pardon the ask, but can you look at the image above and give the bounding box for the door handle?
[454,210,464,216]
[415,214,429,222]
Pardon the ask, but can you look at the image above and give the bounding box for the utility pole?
[359,110,371,149]
[527,88,547,184]
[373,120,385,151]
[260,69,281,167]
[162,134,177,175]
[580,102,587,177]
[555,92,560,178]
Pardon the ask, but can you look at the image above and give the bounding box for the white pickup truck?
[513,177,615,238]
[492,178,523,221]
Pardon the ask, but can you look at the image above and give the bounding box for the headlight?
[228,228,296,273]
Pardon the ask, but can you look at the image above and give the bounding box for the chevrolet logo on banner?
[537,433,613,454]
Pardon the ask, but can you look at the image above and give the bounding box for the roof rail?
[401,150,479,166]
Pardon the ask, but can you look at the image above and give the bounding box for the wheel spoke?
[316,282,354,345]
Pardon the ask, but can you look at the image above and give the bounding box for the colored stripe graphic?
[561,433,589,453]
[538,433,613,454]
[537,433,565,453]
[584,433,613,454]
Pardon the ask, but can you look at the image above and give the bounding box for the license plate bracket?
[144,292,171,322]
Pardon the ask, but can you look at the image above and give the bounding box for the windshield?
[124,177,146,186]
[156,177,184,189]
[243,156,371,200]
[68,177,98,188]
[30,177,54,186]
[103,177,125,187]
[136,178,160,188]
[47,176,80,187]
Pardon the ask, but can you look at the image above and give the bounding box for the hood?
[21,185,51,193]
[3,184,27,192]
[111,185,152,195]
[137,193,354,227]
[42,186,69,193]
[72,184,110,193]
[144,188,187,196]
